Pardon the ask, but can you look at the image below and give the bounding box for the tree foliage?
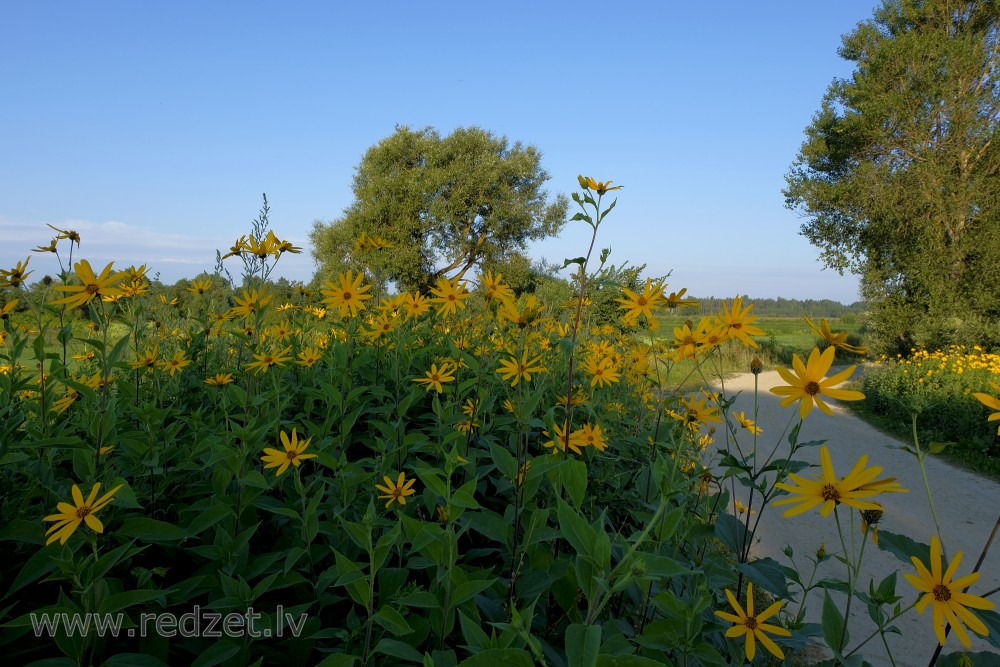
[785,0,1000,353]
[310,126,568,292]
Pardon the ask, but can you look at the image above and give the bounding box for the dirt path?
[710,369,1000,666]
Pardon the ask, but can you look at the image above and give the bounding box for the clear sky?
[1,1,880,303]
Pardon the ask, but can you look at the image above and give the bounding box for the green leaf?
[562,257,586,269]
[7,547,57,595]
[566,623,600,667]
[560,459,588,508]
[736,558,791,599]
[877,530,930,566]
[374,638,424,663]
[634,553,691,579]
[595,656,670,667]
[98,588,170,615]
[190,639,241,667]
[314,655,359,667]
[457,649,534,666]
[452,579,494,607]
[116,518,189,543]
[557,497,596,561]
[975,609,1000,650]
[821,589,847,652]
[713,512,746,555]
[103,654,170,667]
[375,606,414,636]
[457,610,490,652]
[185,504,231,536]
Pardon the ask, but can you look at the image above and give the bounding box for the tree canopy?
[784,0,1000,353]
[310,126,568,292]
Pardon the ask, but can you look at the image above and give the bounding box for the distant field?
[651,315,867,391]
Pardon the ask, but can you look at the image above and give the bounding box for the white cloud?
[0,215,313,285]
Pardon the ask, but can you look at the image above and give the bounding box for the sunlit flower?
[769,346,865,419]
[159,351,191,377]
[582,356,620,388]
[714,582,791,661]
[47,223,81,246]
[479,270,515,304]
[773,445,907,517]
[205,373,234,386]
[187,278,212,295]
[616,278,666,326]
[355,232,394,251]
[575,422,607,452]
[375,471,418,508]
[429,276,471,317]
[33,238,59,253]
[321,270,373,317]
[904,534,995,648]
[973,381,1000,435]
[261,428,317,477]
[498,295,547,328]
[0,300,19,320]
[403,292,431,319]
[1,257,33,289]
[497,350,546,387]
[732,411,762,436]
[50,260,124,308]
[577,175,623,195]
[229,288,272,319]
[413,362,457,393]
[246,345,293,374]
[716,297,764,348]
[676,393,721,426]
[42,482,123,546]
[804,316,868,355]
[296,347,323,367]
[543,422,586,455]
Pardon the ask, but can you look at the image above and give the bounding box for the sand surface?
[708,368,1000,665]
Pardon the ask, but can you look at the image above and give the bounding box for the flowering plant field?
[0,179,997,666]
[861,347,1000,475]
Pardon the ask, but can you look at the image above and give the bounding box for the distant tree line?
[682,296,866,319]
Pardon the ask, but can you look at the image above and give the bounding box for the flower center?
[744,616,758,630]
[822,484,841,502]
[86,283,100,295]
[343,291,352,300]
[76,506,92,519]
[805,381,821,396]
[286,451,298,461]
[933,584,951,602]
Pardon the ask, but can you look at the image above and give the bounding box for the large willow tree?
[785,0,1000,353]
[310,126,567,292]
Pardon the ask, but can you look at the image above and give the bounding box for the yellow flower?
[0,257,33,288]
[403,292,431,319]
[261,428,317,476]
[497,350,546,387]
[51,260,124,308]
[246,346,293,374]
[714,582,791,661]
[770,346,865,419]
[34,238,59,253]
[187,278,212,295]
[429,276,471,317]
[479,270,515,304]
[577,175,623,195]
[498,295,547,328]
[716,297,764,348]
[973,381,1000,435]
[582,356,621,388]
[904,534,995,648]
[159,351,191,376]
[130,346,159,371]
[543,422,586,455]
[47,223,81,246]
[229,288,272,319]
[575,422,607,452]
[804,316,867,355]
[773,445,907,517]
[732,411,762,436]
[0,299,18,320]
[413,362,457,393]
[355,232,394,251]
[616,278,666,326]
[375,472,418,508]
[296,347,323,367]
[42,482,123,546]
[205,373,234,386]
[677,393,721,425]
[321,270,373,317]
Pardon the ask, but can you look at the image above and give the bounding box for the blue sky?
[1,1,880,303]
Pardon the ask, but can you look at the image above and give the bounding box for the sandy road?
[709,369,1000,666]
